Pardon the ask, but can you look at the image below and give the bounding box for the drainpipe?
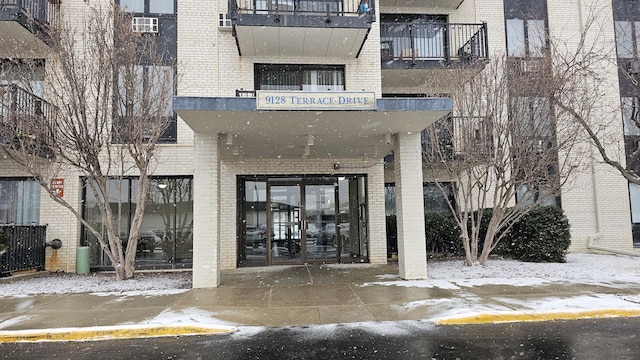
[580,0,639,257]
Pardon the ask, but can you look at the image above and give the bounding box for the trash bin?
[76,246,90,274]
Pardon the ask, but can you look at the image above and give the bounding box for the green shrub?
[0,231,5,250]
[506,206,571,262]
[388,206,570,263]
[425,212,462,255]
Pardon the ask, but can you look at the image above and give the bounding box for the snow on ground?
[426,253,639,280]
[0,270,192,297]
[0,253,638,297]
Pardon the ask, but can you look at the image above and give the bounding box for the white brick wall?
[192,134,220,287]
[548,0,634,252]
[394,132,428,279]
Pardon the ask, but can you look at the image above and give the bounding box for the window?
[511,97,560,208]
[506,18,546,57]
[82,177,193,267]
[504,0,548,57]
[613,0,640,45]
[380,15,447,61]
[422,117,454,162]
[0,179,40,225]
[512,97,553,139]
[629,183,640,223]
[119,0,174,14]
[119,0,144,13]
[423,183,454,213]
[615,21,640,60]
[623,97,640,136]
[624,96,640,246]
[0,59,45,98]
[149,0,174,14]
[623,97,640,175]
[384,182,454,216]
[255,64,345,91]
[114,65,176,143]
[253,0,342,15]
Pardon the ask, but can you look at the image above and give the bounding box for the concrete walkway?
[2,263,640,342]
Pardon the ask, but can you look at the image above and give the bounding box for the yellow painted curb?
[0,325,234,343]
[435,309,640,325]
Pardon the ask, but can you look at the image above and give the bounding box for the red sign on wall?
[50,178,64,198]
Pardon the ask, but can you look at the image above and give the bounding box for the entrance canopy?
[173,96,452,160]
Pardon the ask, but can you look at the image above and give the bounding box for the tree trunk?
[478,221,499,265]
[114,265,126,281]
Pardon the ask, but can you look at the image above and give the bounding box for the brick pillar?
[192,133,220,288]
[394,132,428,279]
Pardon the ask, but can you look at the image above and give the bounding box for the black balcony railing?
[0,0,51,28]
[0,225,47,277]
[422,116,493,163]
[111,115,177,144]
[236,89,257,97]
[0,84,56,156]
[381,22,488,67]
[229,0,375,19]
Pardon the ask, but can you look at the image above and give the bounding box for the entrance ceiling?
[174,97,452,160]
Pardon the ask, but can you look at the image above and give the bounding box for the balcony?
[422,116,492,164]
[0,0,55,57]
[228,0,375,58]
[0,84,56,158]
[380,0,464,9]
[380,22,488,93]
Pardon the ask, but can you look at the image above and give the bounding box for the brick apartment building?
[0,0,638,287]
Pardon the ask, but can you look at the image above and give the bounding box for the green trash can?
[76,246,90,274]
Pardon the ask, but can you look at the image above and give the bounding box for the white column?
[192,133,220,288]
[394,132,428,279]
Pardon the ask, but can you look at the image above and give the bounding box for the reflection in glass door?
[238,176,369,267]
[270,185,302,264]
[305,185,337,261]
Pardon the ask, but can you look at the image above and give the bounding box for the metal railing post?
[483,22,489,59]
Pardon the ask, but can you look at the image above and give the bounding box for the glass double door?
[269,183,337,264]
[240,176,368,267]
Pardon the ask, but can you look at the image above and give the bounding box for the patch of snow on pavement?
[90,289,189,297]
[143,308,237,327]
[361,279,460,290]
[0,315,32,330]
[494,294,640,312]
[452,277,553,287]
[294,320,436,340]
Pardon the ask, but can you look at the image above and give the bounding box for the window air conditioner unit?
[219,13,232,31]
[132,17,159,34]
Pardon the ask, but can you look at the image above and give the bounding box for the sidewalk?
[2,263,640,342]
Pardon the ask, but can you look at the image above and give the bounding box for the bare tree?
[418,3,632,266]
[423,51,588,265]
[562,10,640,186]
[0,2,175,280]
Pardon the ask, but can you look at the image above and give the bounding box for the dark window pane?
[119,0,144,13]
[506,18,525,57]
[149,0,174,14]
[616,21,635,58]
